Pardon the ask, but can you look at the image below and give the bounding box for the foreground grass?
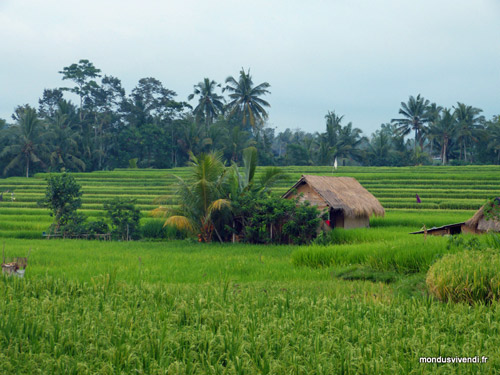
[1,275,499,374]
[3,239,322,284]
[0,238,498,374]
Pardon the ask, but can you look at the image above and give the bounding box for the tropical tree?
[392,94,430,150]
[59,59,102,120]
[426,102,443,157]
[454,102,484,162]
[324,110,343,147]
[367,130,392,166]
[153,153,230,242]
[47,102,86,172]
[1,105,47,177]
[188,78,225,129]
[226,147,287,242]
[224,68,271,132]
[428,108,456,165]
[227,147,286,197]
[334,122,366,164]
[486,116,500,164]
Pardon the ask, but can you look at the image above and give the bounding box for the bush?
[86,220,110,236]
[229,192,323,245]
[104,198,141,241]
[38,173,82,233]
[426,249,500,304]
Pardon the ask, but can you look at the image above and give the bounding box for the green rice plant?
[427,249,500,304]
[313,227,405,245]
[292,237,451,274]
[1,275,500,374]
[370,210,473,228]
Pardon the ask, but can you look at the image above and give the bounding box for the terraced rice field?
[0,165,499,238]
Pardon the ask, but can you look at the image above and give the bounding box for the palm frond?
[165,215,194,231]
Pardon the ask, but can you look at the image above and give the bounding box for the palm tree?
[1,105,47,177]
[454,103,484,162]
[367,131,392,166]
[47,104,86,172]
[428,108,456,165]
[392,94,430,150]
[227,146,287,242]
[334,123,366,164]
[426,103,442,157]
[188,78,225,130]
[153,152,230,242]
[324,110,343,147]
[227,147,287,197]
[224,68,271,132]
[486,117,500,164]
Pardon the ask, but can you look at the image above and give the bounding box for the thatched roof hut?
[411,198,500,236]
[282,175,384,229]
[464,198,500,233]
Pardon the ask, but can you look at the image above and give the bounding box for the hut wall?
[343,215,370,229]
[287,184,329,212]
[461,224,479,234]
[427,228,450,236]
[477,218,500,233]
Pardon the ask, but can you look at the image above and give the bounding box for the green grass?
[2,276,499,374]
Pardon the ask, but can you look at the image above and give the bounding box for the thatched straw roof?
[282,175,385,218]
[465,198,500,232]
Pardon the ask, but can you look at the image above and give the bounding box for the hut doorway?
[330,209,344,229]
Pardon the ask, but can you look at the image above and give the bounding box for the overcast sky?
[1,0,499,135]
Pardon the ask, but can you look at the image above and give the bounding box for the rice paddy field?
[1,165,500,374]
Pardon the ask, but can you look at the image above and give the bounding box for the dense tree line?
[1,60,499,177]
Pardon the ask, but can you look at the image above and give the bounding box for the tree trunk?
[26,156,29,178]
[443,141,447,165]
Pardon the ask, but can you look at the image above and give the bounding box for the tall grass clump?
[427,249,500,304]
[312,228,401,245]
[293,237,450,274]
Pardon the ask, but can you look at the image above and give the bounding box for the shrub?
[38,173,82,233]
[104,198,141,241]
[230,192,323,245]
[86,220,110,236]
[426,249,500,304]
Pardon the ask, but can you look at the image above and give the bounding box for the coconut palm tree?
[1,105,47,177]
[226,146,287,242]
[367,131,392,166]
[324,110,343,147]
[454,102,484,162]
[224,68,271,132]
[334,123,366,164]
[426,102,443,157]
[188,78,225,130]
[428,108,457,165]
[227,146,287,197]
[153,152,230,242]
[486,117,500,164]
[47,103,86,172]
[392,94,430,150]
